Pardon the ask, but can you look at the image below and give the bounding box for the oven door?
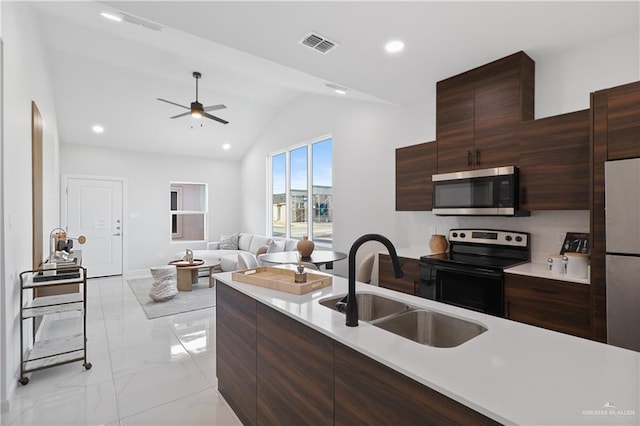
[419,262,504,317]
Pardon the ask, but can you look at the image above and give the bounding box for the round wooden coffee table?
[168,259,221,291]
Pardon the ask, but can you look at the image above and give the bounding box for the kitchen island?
[215,271,639,425]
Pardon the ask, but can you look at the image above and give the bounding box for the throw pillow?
[267,239,285,253]
[219,233,239,250]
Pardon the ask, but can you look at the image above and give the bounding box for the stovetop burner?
[420,229,531,271]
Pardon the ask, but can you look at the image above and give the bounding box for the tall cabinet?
[591,80,640,342]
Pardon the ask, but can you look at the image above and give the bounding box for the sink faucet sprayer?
[345,234,404,327]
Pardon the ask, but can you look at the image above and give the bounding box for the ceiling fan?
[157,71,229,125]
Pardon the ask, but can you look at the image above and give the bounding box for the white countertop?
[505,262,591,285]
[215,271,639,425]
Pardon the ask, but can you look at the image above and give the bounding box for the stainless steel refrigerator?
[605,158,640,352]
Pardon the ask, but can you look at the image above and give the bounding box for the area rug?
[128,277,216,319]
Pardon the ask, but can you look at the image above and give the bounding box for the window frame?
[170,181,208,243]
[267,135,332,246]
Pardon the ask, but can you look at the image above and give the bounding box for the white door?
[65,177,123,278]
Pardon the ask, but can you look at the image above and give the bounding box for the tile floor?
[2,275,242,426]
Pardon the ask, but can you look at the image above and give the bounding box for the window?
[170,182,207,242]
[269,137,332,244]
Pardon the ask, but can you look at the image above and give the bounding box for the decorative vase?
[297,236,315,257]
[429,234,448,254]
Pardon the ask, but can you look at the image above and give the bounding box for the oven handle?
[420,262,503,279]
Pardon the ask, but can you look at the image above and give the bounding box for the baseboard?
[126,268,152,279]
[128,267,219,279]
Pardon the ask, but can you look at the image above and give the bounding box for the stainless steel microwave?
[432,166,523,216]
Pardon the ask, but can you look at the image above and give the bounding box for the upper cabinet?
[396,141,437,211]
[599,81,640,160]
[436,52,535,173]
[518,110,590,210]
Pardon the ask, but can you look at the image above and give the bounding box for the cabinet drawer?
[378,255,419,295]
[504,274,591,338]
[504,274,590,306]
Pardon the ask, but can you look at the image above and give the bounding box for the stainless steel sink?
[319,293,410,322]
[372,309,487,348]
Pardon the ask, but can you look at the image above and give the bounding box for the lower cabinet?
[256,303,334,425]
[378,254,420,295]
[216,281,257,425]
[334,343,499,425]
[216,280,499,425]
[504,274,591,338]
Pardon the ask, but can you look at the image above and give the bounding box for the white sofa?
[176,232,300,272]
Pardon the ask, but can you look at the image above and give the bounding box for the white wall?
[1,2,61,411]
[60,144,241,273]
[241,30,639,279]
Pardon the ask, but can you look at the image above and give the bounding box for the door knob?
[113,233,121,236]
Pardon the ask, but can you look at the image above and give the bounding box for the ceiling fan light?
[191,110,202,119]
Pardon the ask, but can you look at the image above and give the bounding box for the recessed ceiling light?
[385,40,405,54]
[100,11,123,22]
[222,143,231,150]
[325,82,348,95]
[92,125,104,134]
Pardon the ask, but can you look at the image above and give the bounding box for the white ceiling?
[27,1,639,160]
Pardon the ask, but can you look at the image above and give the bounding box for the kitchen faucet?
[345,234,404,326]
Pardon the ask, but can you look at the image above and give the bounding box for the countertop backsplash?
[396,210,590,265]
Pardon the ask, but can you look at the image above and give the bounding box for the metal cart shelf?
[19,266,91,385]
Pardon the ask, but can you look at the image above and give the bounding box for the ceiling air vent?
[121,12,163,31]
[300,32,338,54]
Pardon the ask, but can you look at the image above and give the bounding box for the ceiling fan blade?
[203,112,229,125]
[157,98,189,110]
[203,104,227,112]
[170,111,192,119]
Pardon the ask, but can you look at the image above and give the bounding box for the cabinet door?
[334,343,499,425]
[518,110,590,210]
[216,282,257,426]
[504,274,591,338]
[473,76,521,169]
[436,83,474,173]
[395,141,437,211]
[256,303,334,425]
[436,51,534,173]
[378,254,419,295]
[606,81,640,160]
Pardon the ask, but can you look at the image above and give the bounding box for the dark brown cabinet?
[395,141,437,211]
[256,303,334,425]
[504,274,591,338]
[216,282,257,425]
[518,109,590,210]
[334,343,499,426]
[436,51,535,173]
[216,282,333,426]
[591,80,640,342]
[378,254,420,295]
[604,81,640,160]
